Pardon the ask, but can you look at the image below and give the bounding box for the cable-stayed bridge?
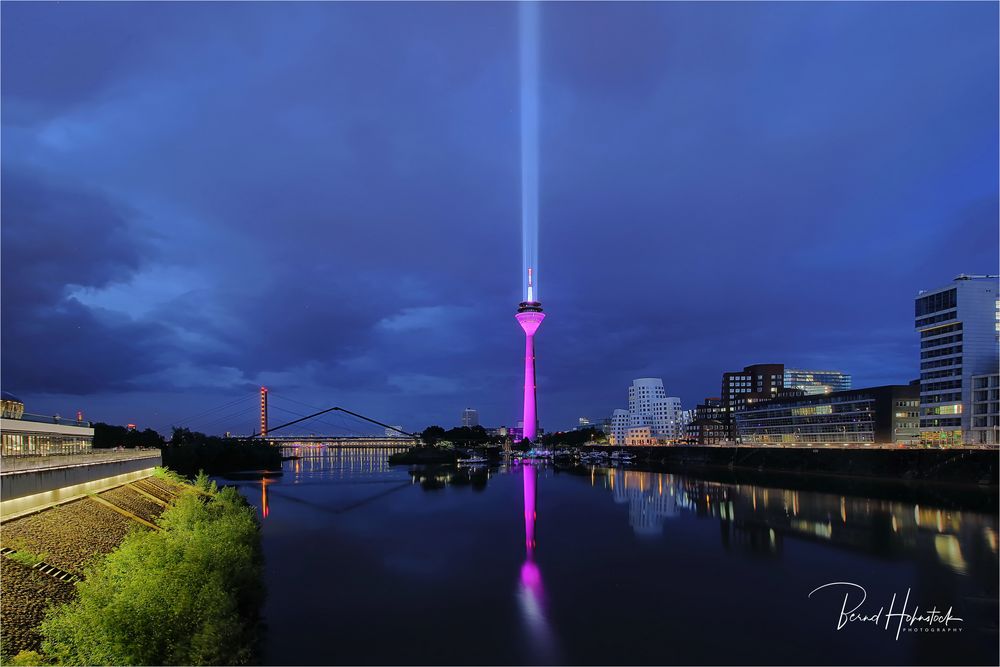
[168,387,418,447]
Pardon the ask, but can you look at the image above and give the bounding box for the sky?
[2,1,997,436]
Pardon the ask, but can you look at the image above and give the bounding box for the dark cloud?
[1,2,996,432]
[1,169,174,393]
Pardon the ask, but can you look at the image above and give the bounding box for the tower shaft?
[516,304,545,442]
[522,331,538,441]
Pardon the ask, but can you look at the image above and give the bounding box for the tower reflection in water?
[518,463,559,663]
[260,477,270,519]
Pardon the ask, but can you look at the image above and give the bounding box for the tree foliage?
[161,428,281,476]
[92,423,165,449]
[542,427,607,447]
[421,425,498,446]
[39,485,264,666]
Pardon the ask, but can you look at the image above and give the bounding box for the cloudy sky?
[2,2,997,435]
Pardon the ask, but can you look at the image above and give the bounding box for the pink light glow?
[523,462,536,557]
[516,310,545,441]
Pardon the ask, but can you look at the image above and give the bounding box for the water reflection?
[249,449,997,665]
[261,477,270,519]
[409,465,491,491]
[281,445,408,481]
[519,463,558,663]
[589,467,998,572]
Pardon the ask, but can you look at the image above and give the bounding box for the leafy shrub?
[39,486,263,665]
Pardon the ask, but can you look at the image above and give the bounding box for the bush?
[39,486,263,665]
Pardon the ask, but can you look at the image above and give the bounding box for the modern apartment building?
[735,384,920,447]
[783,369,852,395]
[915,274,999,446]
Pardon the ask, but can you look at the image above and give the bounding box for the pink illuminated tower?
[516,268,544,442]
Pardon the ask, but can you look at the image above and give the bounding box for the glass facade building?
[783,369,852,395]
[0,394,95,456]
[735,384,920,447]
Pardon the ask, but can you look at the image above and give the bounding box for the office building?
[971,373,999,446]
[0,392,94,456]
[915,274,1000,446]
[461,408,479,428]
[784,369,852,395]
[735,384,920,447]
[721,363,785,438]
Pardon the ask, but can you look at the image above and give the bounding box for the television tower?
[516,268,544,442]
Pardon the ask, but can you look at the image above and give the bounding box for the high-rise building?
[915,274,999,446]
[784,369,852,395]
[461,408,479,428]
[720,364,785,439]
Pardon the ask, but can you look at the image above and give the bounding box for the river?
[224,447,998,665]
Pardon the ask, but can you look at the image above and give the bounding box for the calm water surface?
[227,448,998,665]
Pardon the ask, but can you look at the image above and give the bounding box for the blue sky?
[2,1,997,435]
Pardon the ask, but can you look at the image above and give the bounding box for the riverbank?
[0,469,265,665]
[0,472,188,661]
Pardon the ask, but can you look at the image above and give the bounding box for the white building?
[610,409,630,446]
[915,274,999,446]
[611,379,686,444]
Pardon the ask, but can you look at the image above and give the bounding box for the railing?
[0,449,160,473]
[2,412,92,427]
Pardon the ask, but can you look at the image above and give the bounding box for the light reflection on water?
[236,447,998,666]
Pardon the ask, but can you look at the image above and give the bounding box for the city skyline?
[2,2,997,434]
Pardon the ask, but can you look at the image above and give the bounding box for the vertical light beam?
[516,2,544,444]
[520,0,539,302]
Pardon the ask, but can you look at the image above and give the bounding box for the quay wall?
[585,446,998,486]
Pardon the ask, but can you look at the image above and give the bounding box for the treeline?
[92,422,164,449]
[541,427,607,447]
[161,428,282,476]
[420,425,502,445]
[10,472,264,666]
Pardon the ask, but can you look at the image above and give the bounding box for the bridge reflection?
[281,445,408,480]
